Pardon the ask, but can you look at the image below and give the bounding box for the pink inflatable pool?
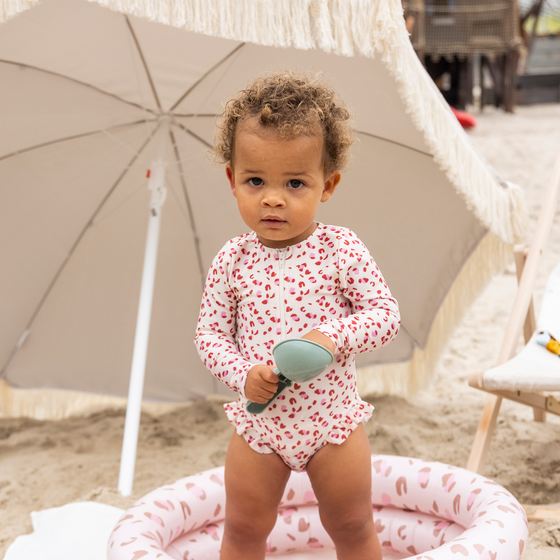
[107,454,528,559]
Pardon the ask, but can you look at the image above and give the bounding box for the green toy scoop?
[246,339,334,415]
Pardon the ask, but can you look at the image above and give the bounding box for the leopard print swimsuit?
[195,223,400,471]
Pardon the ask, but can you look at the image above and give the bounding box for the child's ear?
[226,165,236,197]
[321,171,341,202]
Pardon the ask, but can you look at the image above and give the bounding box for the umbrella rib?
[398,324,420,348]
[355,130,433,158]
[172,120,213,149]
[125,16,162,111]
[0,124,159,381]
[169,127,206,289]
[0,59,157,116]
[169,42,246,112]
[173,113,218,118]
[0,119,157,162]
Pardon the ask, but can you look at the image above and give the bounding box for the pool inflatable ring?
[108,455,528,559]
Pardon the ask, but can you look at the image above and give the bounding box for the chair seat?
[481,334,560,391]
[479,262,560,392]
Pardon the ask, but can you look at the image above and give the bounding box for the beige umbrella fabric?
[0,0,527,419]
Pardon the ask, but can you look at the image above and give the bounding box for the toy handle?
[246,369,292,415]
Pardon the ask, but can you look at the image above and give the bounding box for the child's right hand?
[245,365,279,403]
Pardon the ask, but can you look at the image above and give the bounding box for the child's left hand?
[301,330,336,355]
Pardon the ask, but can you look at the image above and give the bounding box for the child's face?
[226,121,341,248]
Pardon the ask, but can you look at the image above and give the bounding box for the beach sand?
[1,104,560,559]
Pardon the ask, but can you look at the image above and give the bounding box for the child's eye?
[288,179,304,189]
[248,177,264,186]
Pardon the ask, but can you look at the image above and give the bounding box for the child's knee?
[224,510,277,544]
[321,509,374,544]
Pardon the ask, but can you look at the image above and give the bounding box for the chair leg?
[467,394,503,473]
[533,403,547,422]
[514,246,545,423]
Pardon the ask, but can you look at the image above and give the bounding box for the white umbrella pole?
[118,118,170,497]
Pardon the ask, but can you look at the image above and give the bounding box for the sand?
[2,103,560,559]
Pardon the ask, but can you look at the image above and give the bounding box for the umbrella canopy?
[0,0,527,419]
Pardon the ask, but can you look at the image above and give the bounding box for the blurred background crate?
[404,0,560,112]
[404,0,522,112]
[407,0,521,60]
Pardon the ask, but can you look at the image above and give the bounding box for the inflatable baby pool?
[108,454,528,559]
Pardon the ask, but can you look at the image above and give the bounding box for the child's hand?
[245,365,279,403]
[302,330,336,355]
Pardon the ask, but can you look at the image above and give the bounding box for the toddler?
[195,72,400,560]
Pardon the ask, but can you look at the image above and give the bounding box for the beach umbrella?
[0,0,527,493]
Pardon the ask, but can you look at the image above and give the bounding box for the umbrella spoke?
[170,113,217,119]
[125,16,162,112]
[168,127,206,290]
[0,125,158,380]
[0,119,157,163]
[355,130,433,158]
[0,59,157,117]
[169,42,246,112]
[172,120,212,149]
[398,324,421,349]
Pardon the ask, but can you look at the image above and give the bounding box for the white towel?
[4,502,124,560]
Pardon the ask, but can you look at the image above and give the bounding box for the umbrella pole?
[118,117,170,497]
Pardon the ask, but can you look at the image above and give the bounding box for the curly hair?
[212,71,354,175]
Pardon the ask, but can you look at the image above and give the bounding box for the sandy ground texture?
[2,103,560,559]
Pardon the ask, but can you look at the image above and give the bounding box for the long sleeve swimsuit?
[195,223,400,471]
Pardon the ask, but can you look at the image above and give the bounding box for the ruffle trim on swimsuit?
[224,401,274,455]
[224,397,374,463]
[325,399,374,445]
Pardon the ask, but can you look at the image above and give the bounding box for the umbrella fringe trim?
[0,379,183,419]
[357,232,512,396]
[0,0,39,22]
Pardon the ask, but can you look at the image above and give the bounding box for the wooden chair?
[467,151,560,474]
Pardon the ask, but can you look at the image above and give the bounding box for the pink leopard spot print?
[195,225,400,472]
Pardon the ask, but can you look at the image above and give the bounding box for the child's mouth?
[262,218,286,228]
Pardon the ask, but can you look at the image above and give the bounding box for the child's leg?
[221,431,291,560]
[306,424,382,560]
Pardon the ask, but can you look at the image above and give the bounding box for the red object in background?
[451,107,477,129]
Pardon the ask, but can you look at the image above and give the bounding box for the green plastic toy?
[246,339,334,414]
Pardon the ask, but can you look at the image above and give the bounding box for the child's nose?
[261,186,286,207]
